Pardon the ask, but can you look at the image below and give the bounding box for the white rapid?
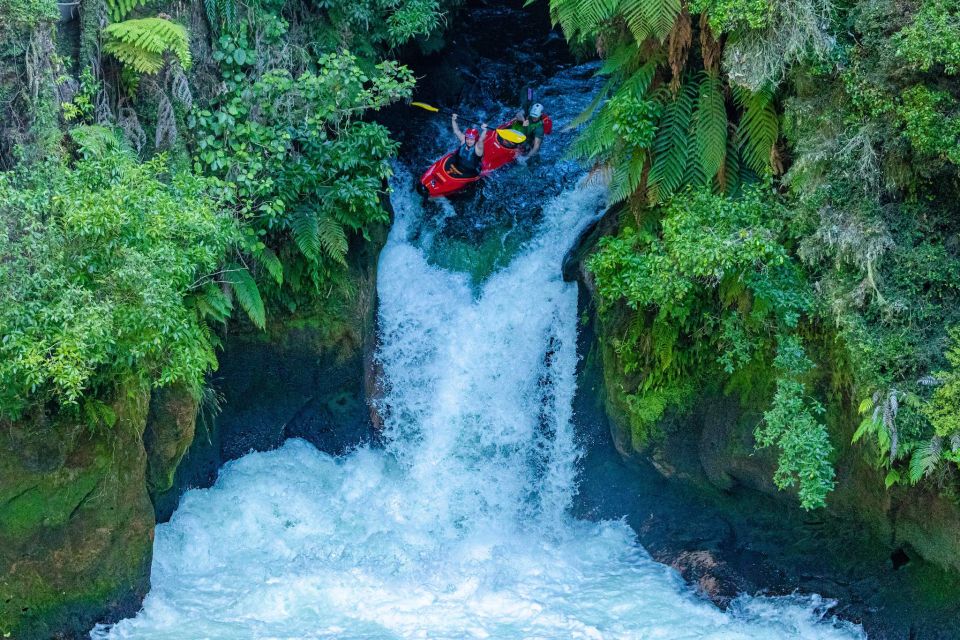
[92,175,867,639]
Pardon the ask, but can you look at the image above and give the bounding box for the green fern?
[103,18,192,75]
[106,0,148,22]
[226,265,266,329]
[733,85,778,175]
[632,0,681,41]
[255,246,284,286]
[694,73,728,182]
[647,81,696,202]
[291,206,321,262]
[192,282,233,324]
[609,149,648,203]
[318,216,349,266]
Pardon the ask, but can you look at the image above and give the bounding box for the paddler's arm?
[452,114,465,144]
[475,123,488,157]
[529,136,541,157]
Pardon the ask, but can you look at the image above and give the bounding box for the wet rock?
[143,385,198,497]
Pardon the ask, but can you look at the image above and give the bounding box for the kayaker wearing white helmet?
[509,102,545,157]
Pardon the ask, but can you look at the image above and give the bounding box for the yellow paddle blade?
[410,101,440,112]
[497,128,527,144]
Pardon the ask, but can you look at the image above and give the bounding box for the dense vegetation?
[0,0,453,425]
[550,0,960,507]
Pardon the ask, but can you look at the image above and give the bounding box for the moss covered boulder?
[0,388,154,639]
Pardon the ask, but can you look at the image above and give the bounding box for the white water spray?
[93,174,866,639]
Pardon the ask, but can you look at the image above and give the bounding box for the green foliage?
[755,335,835,509]
[692,0,773,31]
[0,150,235,420]
[60,68,100,124]
[189,47,414,309]
[106,0,148,22]
[894,0,960,74]
[0,0,57,33]
[589,187,833,507]
[103,18,192,75]
[897,86,960,166]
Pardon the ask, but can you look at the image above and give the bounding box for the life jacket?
[454,141,481,174]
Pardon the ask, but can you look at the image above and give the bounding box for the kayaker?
[508,102,545,157]
[450,114,487,177]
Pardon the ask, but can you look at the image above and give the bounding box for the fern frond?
[255,246,284,285]
[619,59,658,98]
[733,85,778,176]
[570,104,618,162]
[909,436,942,483]
[103,18,192,75]
[647,81,695,202]
[551,0,617,39]
[193,282,233,324]
[693,73,728,182]
[619,0,653,43]
[598,42,641,76]
[291,206,321,262]
[319,215,349,266]
[608,149,647,203]
[620,0,680,42]
[226,265,266,329]
[567,76,617,130]
[106,0,148,22]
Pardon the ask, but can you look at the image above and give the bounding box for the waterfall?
[92,170,865,639]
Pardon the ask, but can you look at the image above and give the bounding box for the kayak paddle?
[410,101,527,145]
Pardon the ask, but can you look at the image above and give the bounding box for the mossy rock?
[144,385,199,497]
[0,387,154,639]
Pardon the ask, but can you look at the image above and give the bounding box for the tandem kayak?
[417,116,552,198]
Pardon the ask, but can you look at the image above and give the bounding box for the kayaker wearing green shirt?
[508,102,545,158]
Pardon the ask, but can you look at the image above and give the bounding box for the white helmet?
[529,103,544,118]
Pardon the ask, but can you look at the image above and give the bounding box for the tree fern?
[291,206,321,262]
[733,85,778,176]
[103,18,192,75]
[226,265,266,329]
[694,73,728,182]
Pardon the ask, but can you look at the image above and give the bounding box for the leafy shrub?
[0,149,235,421]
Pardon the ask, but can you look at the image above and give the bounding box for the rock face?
[567,214,960,639]
[0,390,154,639]
[143,385,199,498]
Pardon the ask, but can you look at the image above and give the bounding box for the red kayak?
[417,116,553,198]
